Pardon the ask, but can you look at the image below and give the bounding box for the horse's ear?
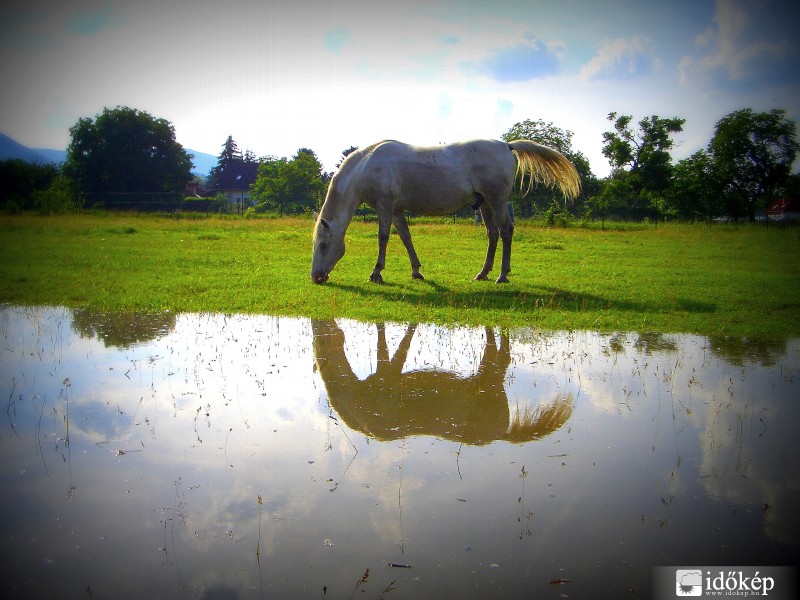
[319,218,330,230]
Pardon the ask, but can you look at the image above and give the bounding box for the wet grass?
[1,213,798,338]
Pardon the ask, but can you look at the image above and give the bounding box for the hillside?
[0,133,64,164]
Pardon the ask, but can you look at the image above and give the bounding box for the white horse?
[311,139,580,284]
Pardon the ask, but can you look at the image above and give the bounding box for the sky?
[1,0,798,177]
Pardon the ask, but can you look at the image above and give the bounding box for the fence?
[81,193,226,215]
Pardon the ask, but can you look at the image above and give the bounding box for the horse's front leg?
[392,212,424,280]
[474,204,499,281]
[370,215,391,284]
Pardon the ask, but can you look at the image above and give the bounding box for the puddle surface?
[1,306,798,598]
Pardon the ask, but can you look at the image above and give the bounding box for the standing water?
[1,306,797,598]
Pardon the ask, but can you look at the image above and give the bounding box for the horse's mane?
[327,142,384,196]
[337,141,389,174]
[317,141,392,225]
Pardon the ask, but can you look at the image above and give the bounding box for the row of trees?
[501,110,799,224]
[240,107,798,223]
[1,105,797,221]
[598,109,799,223]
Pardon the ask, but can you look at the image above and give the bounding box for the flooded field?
[1,305,798,599]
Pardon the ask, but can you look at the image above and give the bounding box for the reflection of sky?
[1,306,798,599]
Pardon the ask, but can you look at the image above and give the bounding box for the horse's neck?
[321,172,361,226]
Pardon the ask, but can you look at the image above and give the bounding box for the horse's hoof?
[370,273,384,284]
[494,275,510,283]
[411,272,425,280]
[473,273,489,281]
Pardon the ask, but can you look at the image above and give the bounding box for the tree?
[65,107,192,209]
[601,113,684,222]
[250,148,327,216]
[0,159,60,212]
[502,119,596,219]
[708,108,799,221]
[207,135,245,190]
[667,150,723,222]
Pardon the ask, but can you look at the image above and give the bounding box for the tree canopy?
[0,159,61,213]
[599,112,685,222]
[709,108,799,220]
[250,148,328,215]
[65,107,192,208]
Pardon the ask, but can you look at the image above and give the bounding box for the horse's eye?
[319,243,328,252]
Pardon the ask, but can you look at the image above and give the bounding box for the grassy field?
[1,213,798,338]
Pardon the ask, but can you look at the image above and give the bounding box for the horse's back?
[353,139,516,214]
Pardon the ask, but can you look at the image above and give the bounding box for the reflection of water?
[0,306,797,599]
[312,320,572,445]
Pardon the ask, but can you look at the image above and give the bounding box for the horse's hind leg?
[392,212,424,280]
[474,204,499,281]
[495,202,514,283]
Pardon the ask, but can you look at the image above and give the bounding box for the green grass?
[1,213,798,339]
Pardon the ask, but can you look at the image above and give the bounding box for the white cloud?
[680,0,798,86]
[579,36,658,82]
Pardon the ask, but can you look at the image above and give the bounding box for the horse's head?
[311,217,345,284]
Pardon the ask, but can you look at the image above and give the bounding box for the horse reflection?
[312,320,572,445]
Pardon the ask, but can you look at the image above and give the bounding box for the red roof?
[765,197,800,213]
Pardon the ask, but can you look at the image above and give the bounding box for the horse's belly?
[397,184,473,216]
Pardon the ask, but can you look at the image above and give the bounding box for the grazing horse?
[311,139,580,284]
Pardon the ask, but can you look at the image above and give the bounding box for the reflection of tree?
[312,320,573,445]
[633,332,677,354]
[607,332,678,355]
[71,309,176,348]
[707,335,787,367]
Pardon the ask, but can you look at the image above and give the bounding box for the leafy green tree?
[251,148,327,216]
[708,108,799,220]
[251,156,289,214]
[33,175,75,214]
[65,106,192,209]
[589,175,636,228]
[601,113,685,222]
[0,159,60,212]
[502,119,596,219]
[667,150,722,221]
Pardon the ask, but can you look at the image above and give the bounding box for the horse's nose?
[312,272,329,284]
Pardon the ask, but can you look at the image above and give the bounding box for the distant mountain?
[0,133,65,164]
[0,133,218,177]
[186,149,217,177]
[32,147,68,164]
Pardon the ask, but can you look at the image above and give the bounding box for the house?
[765,197,800,222]
[208,162,259,209]
[185,180,207,198]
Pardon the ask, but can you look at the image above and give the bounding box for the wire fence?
[81,192,229,215]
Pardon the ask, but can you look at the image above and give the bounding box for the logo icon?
[676,570,703,596]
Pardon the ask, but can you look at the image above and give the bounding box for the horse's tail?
[507,140,581,201]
